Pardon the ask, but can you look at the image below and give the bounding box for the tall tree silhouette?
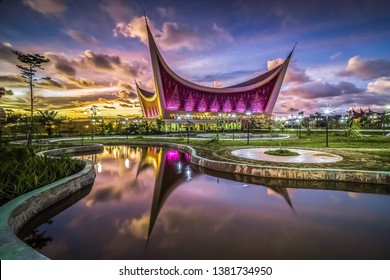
[12,51,50,147]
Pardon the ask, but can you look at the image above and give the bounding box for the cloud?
[330,52,341,60]
[63,29,97,45]
[284,80,364,99]
[367,77,390,94]
[338,56,390,80]
[99,0,135,22]
[0,42,17,64]
[103,105,116,109]
[67,77,96,89]
[157,7,175,19]
[117,81,135,91]
[119,103,134,108]
[117,213,150,240]
[213,81,223,88]
[36,79,65,89]
[114,16,233,51]
[46,53,77,77]
[80,50,121,70]
[0,74,26,87]
[23,0,66,16]
[0,87,14,96]
[268,58,311,83]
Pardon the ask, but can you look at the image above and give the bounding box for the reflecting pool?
[19,146,390,259]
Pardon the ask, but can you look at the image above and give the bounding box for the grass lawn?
[75,132,390,172]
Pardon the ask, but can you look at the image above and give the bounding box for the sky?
[0,0,389,118]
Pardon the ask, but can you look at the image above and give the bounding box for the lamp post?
[185,113,191,144]
[231,114,236,140]
[321,106,334,147]
[176,115,182,139]
[84,105,100,139]
[245,110,252,145]
[297,115,303,138]
[216,114,220,141]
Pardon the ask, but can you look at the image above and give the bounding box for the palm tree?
[38,110,58,137]
[344,117,362,143]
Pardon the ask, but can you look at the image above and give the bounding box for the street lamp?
[321,106,334,147]
[176,115,182,139]
[231,114,236,140]
[84,105,101,139]
[185,113,191,144]
[297,115,303,138]
[245,110,252,145]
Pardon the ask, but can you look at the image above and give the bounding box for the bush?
[0,147,82,201]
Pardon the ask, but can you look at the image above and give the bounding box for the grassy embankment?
[0,145,83,205]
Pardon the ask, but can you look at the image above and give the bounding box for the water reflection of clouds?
[28,146,390,259]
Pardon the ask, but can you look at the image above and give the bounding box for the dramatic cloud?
[0,43,17,64]
[46,53,77,77]
[63,29,97,45]
[23,0,66,16]
[367,77,390,94]
[0,74,26,87]
[114,16,233,51]
[284,80,364,99]
[80,50,121,70]
[268,58,311,83]
[36,79,65,89]
[338,56,390,80]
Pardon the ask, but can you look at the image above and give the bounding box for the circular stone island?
[231,148,343,164]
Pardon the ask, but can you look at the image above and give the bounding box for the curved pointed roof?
[137,19,293,118]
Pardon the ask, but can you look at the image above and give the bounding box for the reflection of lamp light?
[177,161,183,173]
[125,158,130,168]
[184,166,192,181]
[97,161,102,173]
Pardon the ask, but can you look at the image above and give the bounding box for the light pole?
[84,105,101,139]
[185,113,191,144]
[231,114,236,140]
[297,115,303,138]
[176,115,182,139]
[321,106,334,147]
[245,110,252,145]
[216,114,220,141]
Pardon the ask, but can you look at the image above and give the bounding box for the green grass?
[66,132,390,171]
[0,146,83,203]
[264,149,299,156]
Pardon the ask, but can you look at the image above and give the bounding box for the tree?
[12,51,50,147]
[344,117,362,142]
[38,110,58,136]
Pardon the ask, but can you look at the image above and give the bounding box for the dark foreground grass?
[0,146,83,204]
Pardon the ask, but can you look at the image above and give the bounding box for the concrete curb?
[0,144,103,260]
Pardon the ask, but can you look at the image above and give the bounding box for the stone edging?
[104,141,390,185]
[0,144,103,260]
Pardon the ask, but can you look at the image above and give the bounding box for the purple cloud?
[338,56,390,80]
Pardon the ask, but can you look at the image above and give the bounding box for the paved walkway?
[231,148,343,163]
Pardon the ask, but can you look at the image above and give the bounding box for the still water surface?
[19,146,390,259]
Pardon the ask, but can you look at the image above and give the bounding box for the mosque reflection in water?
[19,146,390,260]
